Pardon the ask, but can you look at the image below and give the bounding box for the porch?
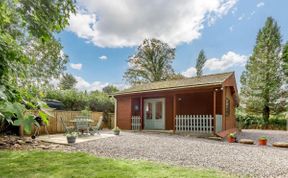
[129,88,224,134]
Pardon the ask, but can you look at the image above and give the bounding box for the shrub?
[45,89,114,112]
[236,113,287,130]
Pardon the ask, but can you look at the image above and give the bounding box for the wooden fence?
[131,116,141,130]
[175,115,213,133]
[27,111,114,135]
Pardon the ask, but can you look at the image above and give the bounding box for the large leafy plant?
[0,88,50,134]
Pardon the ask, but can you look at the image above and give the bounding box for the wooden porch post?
[114,97,117,128]
[173,94,176,133]
[140,96,143,130]
[222,87,226,130]
[213,90,216,134]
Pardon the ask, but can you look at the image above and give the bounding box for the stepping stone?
[207,136,223,141]
[239,139,254,145]
[272,142,288,148]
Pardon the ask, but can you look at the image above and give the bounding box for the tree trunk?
[262,105,270,127]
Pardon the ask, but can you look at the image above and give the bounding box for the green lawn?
[0,150,234,178]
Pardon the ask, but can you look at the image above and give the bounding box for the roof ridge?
[187,71,233,79]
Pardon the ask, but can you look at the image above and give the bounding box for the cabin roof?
[114,72,235,96]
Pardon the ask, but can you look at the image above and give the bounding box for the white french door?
[144,98,165,130]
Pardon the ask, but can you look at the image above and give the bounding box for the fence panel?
[131,116,141,130]
[176,115,213,133]
[30,111,112,134]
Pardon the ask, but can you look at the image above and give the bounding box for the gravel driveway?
[74,130,288,178]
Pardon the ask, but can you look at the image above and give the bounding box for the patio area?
[38,132,115,145]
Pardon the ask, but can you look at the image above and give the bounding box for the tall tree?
[23,39,69,85]
[102,85,119,95]
[0,0,75,133]
[282,42,288,81]
[195,50,207,76]
[124,38,176,85]
[0,0,75,101]
[59,74,77,90]
[282,42,288,114]
[240,17,283,124]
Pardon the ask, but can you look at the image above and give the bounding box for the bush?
[45,89,114,112]
[237,114,287,130]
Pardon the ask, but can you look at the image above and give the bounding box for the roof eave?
[113,82,223,97]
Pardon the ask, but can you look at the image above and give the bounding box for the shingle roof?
[114,72,234,96]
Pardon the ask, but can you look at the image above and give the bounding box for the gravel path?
[237,129,288,145]
[74,130,288,178]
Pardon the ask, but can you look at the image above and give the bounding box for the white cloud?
[238,14,245,21]
[256,2,264,8]
[67,0,237,48]
[70,63,82,70]
[99,55,108,60]
[204,51,248,71]
[231,7,237,15]
[229,26,234,32]
[74,76,129,92]
[75,76,108,91]
[181,67,197,77]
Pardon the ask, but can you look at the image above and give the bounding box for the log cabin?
[113,72,239,135]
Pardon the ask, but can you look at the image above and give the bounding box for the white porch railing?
[131,116,141,130]
[176,115,213,133]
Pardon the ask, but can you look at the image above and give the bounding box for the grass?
[0,150,234,178]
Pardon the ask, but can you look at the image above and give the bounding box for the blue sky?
[57,0,288,91]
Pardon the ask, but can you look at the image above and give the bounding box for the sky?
[57,0,288,91]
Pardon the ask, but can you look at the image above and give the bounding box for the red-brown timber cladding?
[116,85,227,130]
[116,96,132,130]
[224,86,236,130]
[222,73,238,130]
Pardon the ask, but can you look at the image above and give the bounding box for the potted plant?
[66,132,78,144]
[227,133,236,143]
[258,136,268,146]
[112,127,120,135]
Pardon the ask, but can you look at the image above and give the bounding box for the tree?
[0,0,75,133]
[59,74,77,90]
[102,85,119,95]
[195,50,207,76]
[240,17,283,124]
[22,39,69,85]
[124,38,176,85]
[282,42,288,114]
[282,42,288,81]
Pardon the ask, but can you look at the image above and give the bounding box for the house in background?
[113,72,239,135]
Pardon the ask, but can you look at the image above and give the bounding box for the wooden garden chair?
[89,116,103,135]
[60,117,75,133]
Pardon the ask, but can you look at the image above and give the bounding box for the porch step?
[216,128,238,138]
[141,130,174,134]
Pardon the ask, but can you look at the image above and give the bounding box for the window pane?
[225,98,230,116]
[156,102,162,119]
[145,103,152,119]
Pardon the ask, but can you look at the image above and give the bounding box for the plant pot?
[258,139,267,146]
[227,137,236,143]
[67,136,76,144]
[114,131,120,135]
